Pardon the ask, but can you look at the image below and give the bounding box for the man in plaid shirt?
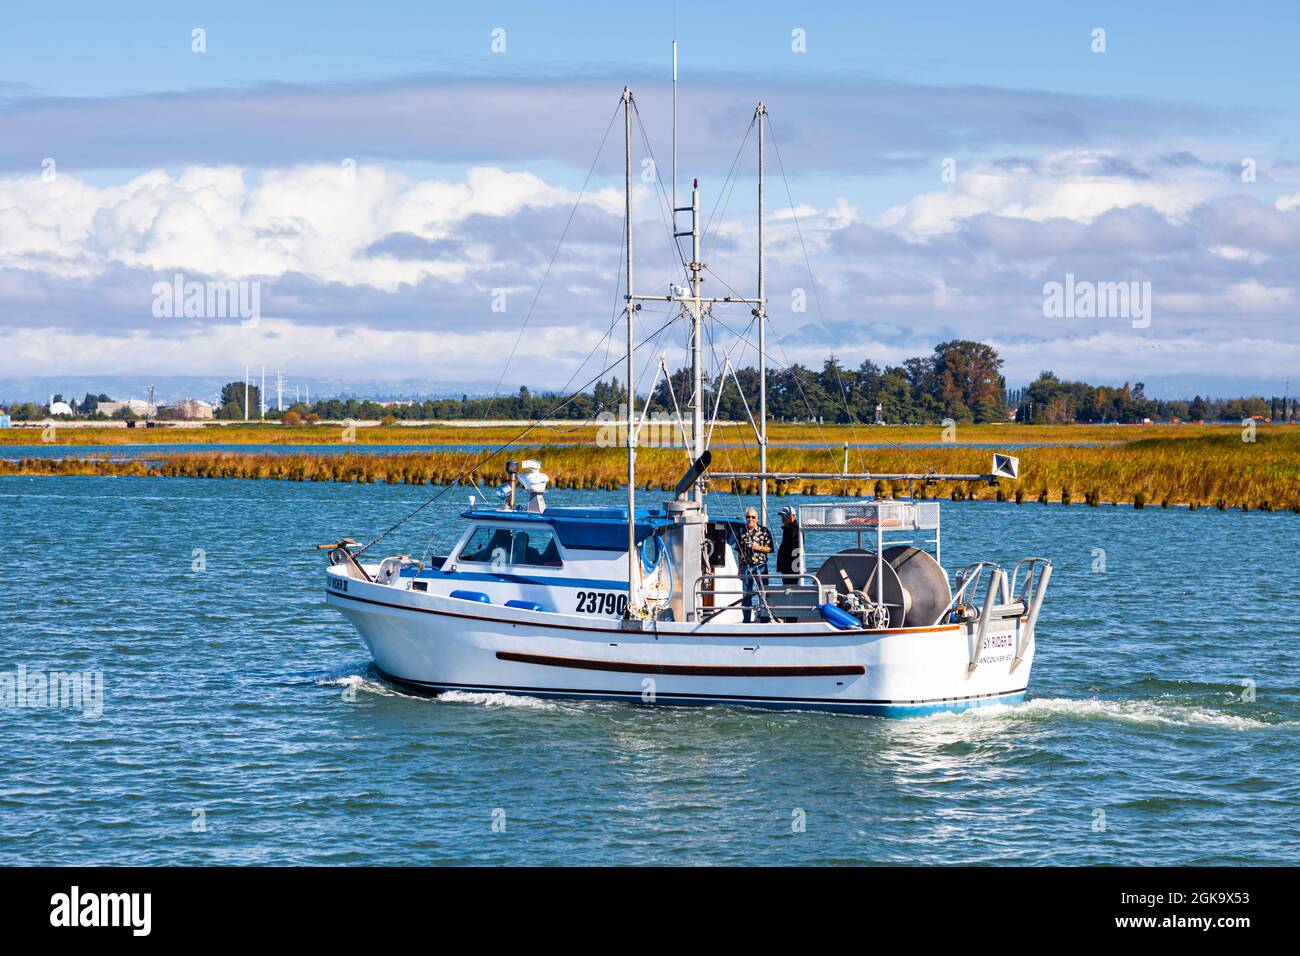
[739,507,773,622]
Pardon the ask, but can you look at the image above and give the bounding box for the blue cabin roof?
[461,506,675,552]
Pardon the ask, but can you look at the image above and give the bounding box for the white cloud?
[881,152,1218,237]
[0,318,614,383]
[0,155,1293,396]
[0,164,624,291]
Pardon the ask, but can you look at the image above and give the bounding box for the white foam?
[1017,696,1288,730]
[317,674,561,710]
[437,690,561,710]
[318,673,424,701]
[890,695,1290,732]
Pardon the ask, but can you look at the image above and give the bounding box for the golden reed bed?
[0,421,1259,447]
[3,430,1297,512]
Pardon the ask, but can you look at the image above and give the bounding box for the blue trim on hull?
[412,568,629,590]
[374,669,1027,718]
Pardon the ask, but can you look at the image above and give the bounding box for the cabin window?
[458,527,562,568]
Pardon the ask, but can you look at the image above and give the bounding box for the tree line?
[1015,372,1293,424]
[4,340,1292,424]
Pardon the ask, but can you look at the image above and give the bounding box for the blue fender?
[819,602,861,630]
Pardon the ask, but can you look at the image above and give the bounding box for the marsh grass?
[0,421,1268,448]
[4,429,1296,512]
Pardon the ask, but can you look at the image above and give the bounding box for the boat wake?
[912,695,1292,730]
[316,670,561,710]
[317,672,425,700]
[437,690,561,710]
[1018,697,1293,730]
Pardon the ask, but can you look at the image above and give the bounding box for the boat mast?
[757,102,768,524]
[688,178,704,504]
[623,87,639,608]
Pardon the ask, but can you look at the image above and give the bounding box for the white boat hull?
[326,568,1033,718]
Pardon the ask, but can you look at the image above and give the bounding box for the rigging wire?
[704,113,944,477]
[631,99,689,275]
[764,114,870,473]
[362,310,685,560]
[702,112,755,245]
[702,265,938,476]
[479,97,624,422]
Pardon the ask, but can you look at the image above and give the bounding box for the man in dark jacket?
[776,506,802,585]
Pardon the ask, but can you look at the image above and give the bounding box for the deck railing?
[691,572,825,623]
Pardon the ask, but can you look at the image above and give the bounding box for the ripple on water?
[5,477,1298,865]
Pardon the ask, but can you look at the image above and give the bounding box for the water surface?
[1,477,1295,864]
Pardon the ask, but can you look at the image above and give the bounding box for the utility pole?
[275,371,284,412]
[244,366,249,422]
[260,366,266,419]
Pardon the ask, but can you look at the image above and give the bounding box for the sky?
[1,0,1298,401]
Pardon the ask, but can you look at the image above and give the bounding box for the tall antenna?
[671,40,678,232]
[244,365,249,422]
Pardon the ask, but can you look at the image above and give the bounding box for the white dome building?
[49,401,74,416]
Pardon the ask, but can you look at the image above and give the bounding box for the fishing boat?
[323,72,1052,717]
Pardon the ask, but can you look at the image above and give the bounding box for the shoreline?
[4,434,1296,513]
[0,421,1287,449]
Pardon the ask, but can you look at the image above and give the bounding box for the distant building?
[49,401,75,416]
[161,398,215,420]
[96,399,157,418]
[0,413,10,428]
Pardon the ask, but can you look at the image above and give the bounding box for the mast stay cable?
[360,310,685,560]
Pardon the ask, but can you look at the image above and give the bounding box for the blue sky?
[1,1,1297,400]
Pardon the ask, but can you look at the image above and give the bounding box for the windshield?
[458,526,562,568]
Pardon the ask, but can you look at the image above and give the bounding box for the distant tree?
[10,402,45,421]
[80,392,111,415]
[932,340,1005,421]
[973,395,1007,424]
[217,401,243,421]
[281,409,303,427]
[219,381,260,418]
